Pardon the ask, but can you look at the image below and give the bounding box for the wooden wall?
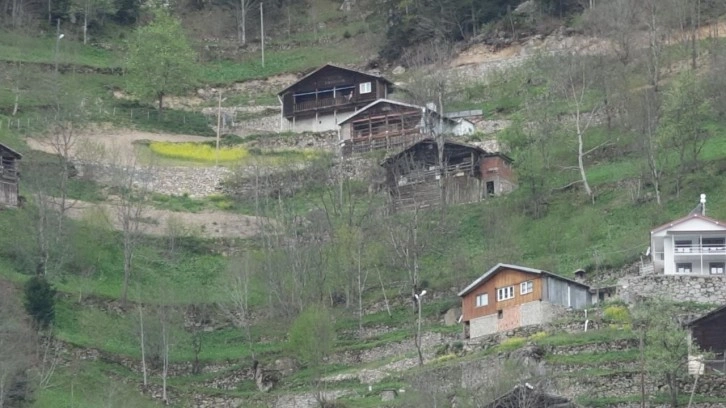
[462,268,542,322]
[691,311,726,353]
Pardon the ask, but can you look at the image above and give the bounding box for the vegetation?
[149,141,250,163]
[125,9,198,112]
[2,0,726,406]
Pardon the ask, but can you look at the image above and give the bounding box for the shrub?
[498,336,526,352]
[23,276,56,330]
[603,305,631,324]
[149,142,249,163]
[529,331,548,341]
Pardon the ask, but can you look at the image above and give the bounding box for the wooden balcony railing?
[293,95,375,113]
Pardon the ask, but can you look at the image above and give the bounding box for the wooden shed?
[338,99,456,155]
[688,305,726,374]
[380,139,515,212]
[277,64,393,133]
[0,143,22,208]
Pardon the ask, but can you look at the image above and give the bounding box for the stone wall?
[470,314,498,338]
[619,274,726,304]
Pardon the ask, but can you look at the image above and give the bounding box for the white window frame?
[710,262,725,275]
[475,293,488,307]
[520,280,533,295]
[497,286,514,301]
[676,262,692,274]
[359,82,372,94]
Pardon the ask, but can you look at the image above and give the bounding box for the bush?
[498,336,526,352]
[288,305,336,368]
[23,276,56,330]
[603,305,631,324]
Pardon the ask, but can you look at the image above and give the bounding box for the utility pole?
[54,19,63,74]
[216,90,222,167]
[260,2,265,68]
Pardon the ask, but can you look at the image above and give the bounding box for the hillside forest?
[3,0,726,407]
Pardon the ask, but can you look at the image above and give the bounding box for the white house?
[650,207,726,275]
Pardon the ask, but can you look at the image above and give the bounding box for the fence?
[1,106,214,136]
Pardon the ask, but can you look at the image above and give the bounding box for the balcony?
[674,244,726,254]
[293,95,374,114]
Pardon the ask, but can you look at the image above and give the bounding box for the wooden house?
[0,143,22,208]
[338,99,457,155]
[380,139,516,212]
[483,384,576,408]
[458,264,591,339]
[688,305,726,374]
[277,64,393,133]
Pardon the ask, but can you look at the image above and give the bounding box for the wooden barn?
[688,305,726,374]
[0,143,22,208]
[380,139,515,212]
[338,99,457,155]
[277,64,393,133]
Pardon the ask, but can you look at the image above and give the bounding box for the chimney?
[700,194,706,216]
[574,269,586,283]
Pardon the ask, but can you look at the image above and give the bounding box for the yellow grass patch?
[149,142,249,162]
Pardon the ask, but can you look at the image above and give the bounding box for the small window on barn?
[710,262,725,274]
[676,263,692,274]
[497,286,514,301]
[520,281,533,295]
[359,82,372,94]
[475,293,488,307]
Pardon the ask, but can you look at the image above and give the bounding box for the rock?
[274,357,297,376]
[381,389,397,401]
[443,307,461,326]
[392,65,406,75]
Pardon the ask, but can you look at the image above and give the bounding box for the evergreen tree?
[23,276,57,330]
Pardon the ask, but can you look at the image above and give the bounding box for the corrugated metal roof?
[457,263,589,297]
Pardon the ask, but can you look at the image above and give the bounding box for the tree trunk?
[83,4,88,45]
[158,93,164,113]
[239,0,247,45]
[138,305,148,389]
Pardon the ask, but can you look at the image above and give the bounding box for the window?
[359,82,372,94]
[710,262,725,274]
[703,237,725,251]
[520,281,533,295]
[497,286,514,301]
[676,263,692,274]
[675,240,692,253]
[475,293,488,307]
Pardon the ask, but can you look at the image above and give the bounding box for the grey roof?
[0,143,22,159]
[688,304,726,327]
[457,263,589,297]
[338,98,427,125]
[277,63,393,95]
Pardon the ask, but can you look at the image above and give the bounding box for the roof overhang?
[277,63,393,96]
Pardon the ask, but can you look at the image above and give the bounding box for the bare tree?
[109,151,152,305]
[218,255,255,360]
[236,0,258,45]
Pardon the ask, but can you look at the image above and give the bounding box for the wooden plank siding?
[691,308,726,353]
[462,268,542,322]
[280,65,390,119]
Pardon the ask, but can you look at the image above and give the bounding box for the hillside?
[2,0,726,407]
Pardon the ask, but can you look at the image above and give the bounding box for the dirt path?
[27,127,213,161]
[61,198,269,239]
